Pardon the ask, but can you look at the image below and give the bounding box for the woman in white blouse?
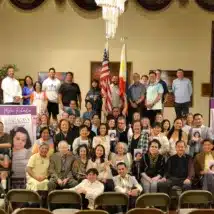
[92,123,110,159]
[86,144,113,191]
[109,142,132,174]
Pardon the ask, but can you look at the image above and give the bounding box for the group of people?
[0,65,213,211]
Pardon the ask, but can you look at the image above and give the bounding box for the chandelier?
[95,0,127,39]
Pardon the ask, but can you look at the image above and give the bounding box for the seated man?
[70,168,104,209]
[194,139,214,190]
[26,142,49,191]
[158,140,194,194]
[113,162,142,209]
[48,141,78,191]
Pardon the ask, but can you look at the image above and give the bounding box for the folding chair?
[177,190,213,214]
[12,208,52,214]
[127,208,165,214]
[75,210,108,214]
[0,209,5,214]
[136,193,170,213]
[94,192,129,211]
[188,210,214,214]
[47,190,82,214]
[5,189,41,213]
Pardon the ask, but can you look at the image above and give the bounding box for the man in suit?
[48,141,78,191]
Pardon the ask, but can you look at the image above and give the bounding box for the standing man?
[1,66,22,104]
[42,68,61,121]
[172,69,192,117]
[145,71,163,125]
[127,73,146,123]
[155,69,168,106]
[59,72,81,112]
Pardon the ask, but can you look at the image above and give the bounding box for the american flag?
[100,43,112,113]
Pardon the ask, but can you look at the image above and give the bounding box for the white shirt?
[1,76,22,103]
[146,82,163,110]
[42,77,61,103]
[70,179,104,209]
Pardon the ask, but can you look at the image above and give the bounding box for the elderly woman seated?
[109,142,132,175]
[26,142,50,191]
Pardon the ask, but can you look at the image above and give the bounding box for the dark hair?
[59,119,71,132]
[49,67,55,72]
[117,162,127,168]
[193,131,201,137]
[177,68,184,72]
[0,122,3,126]
[149,139,161,149]
[92,79,99,85]
[107,118,116,129]
[92,113,100,119]
[152,122,162,129]
[161,119,171,132]
[91,144,105,163]
[24,76,33,86]
[33,81,42,91]
[40,127,50,138]
[167,118,183,141]
[77,144,89,158]
[66,72,73,77]
[202,139,213,145]
[79,125,89,132]
[98,123,108,136]
[135,152,142,157]
[83,119,92,130]
[141,75,148,79]
[86,168,99,176]
[7,65,14,72]
[193,113,203,119]
[85,100,93,108]
[175,140,186,147]
[210,164,214,170]
[11,126,32,149]
[149,71,156,76]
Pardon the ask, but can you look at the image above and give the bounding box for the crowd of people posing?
[0,65,213,210]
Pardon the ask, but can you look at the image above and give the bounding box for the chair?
[136,193,170,212]
[5,189,41,213]
[47,190,82,214]
[12,208,53,214]
[188,210,214,214]
[177,190,213,214]
[127,208,165,214]
[75,210,109,214]
[0,209,5,214]
[94,192,129,211]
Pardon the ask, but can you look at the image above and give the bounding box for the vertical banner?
[0,106,36,185]
[210,98,214,137]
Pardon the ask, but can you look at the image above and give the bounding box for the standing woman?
[85,80,102,116]
[167,118,188,156]
[30,81,48,115]
[22,76,34,105]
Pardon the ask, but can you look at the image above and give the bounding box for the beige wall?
[0,0,212,124]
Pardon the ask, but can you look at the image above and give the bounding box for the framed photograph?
[201,83,211,97]
[90,61,133,85]
[38,72,67,84]
[150,70,194,107]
